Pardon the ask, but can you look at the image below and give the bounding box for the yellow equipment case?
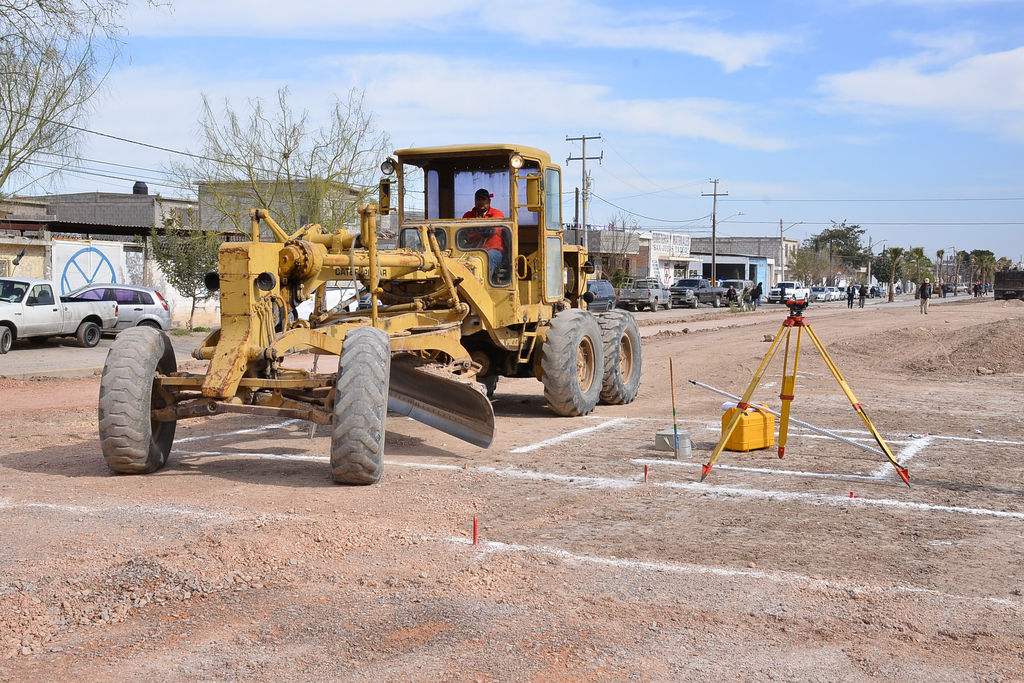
[721,405,776,452]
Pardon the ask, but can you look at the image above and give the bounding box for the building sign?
[651,232,690,259]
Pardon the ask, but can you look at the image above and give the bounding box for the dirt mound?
[1000,299,1024,307]
[831,317,1024,377]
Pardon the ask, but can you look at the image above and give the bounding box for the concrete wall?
[0,242,47,278]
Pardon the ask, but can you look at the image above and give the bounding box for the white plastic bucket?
[655,428,694,458]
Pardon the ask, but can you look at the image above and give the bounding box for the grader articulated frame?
[97,144,642,484]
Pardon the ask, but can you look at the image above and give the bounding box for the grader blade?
[387,362,495,448]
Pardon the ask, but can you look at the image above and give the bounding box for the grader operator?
[97,144,642,484]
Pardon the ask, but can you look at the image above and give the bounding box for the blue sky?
[32,0,1024,262]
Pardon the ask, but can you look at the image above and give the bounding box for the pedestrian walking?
[846,286,855,309]
[858,284,867,308]
[752,282,763,309]
[919,278,932,314]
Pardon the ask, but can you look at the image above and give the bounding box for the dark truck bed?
[993,271,1024,300]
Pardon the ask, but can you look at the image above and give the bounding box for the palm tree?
[935,249,944,284]
[887,246,904,302]
[906,247,928,293]
[979,254,997,291]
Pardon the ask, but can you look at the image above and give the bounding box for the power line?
[591,191,709,224]
[728,219,1024,226]
[722,197,1024,203]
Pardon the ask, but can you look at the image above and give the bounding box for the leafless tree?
[174,87,390,236]
[0,1,156,194]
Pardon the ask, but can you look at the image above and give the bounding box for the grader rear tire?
[98,326,177,474]
[330,326,390,485]
[541,309,604,416]
[598,312,642,405]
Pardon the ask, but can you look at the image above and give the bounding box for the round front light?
[380,158,396,176]
[510,153,524,169]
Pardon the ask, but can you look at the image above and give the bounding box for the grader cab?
[98,144,642,484]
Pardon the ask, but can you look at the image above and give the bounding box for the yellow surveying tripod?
[701,299,910,487]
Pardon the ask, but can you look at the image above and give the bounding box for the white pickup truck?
[0,277,119,354]
[767,281,811,304]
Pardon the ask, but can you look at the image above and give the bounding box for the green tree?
[789,247,829,284]
[173,87,389,236]
[883,246,904,302]
[802,221,867,283]
[968,249,996,288]
[903,247,932,291]
[150,206,221,329]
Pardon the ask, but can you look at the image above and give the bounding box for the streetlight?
[867,239,887,285]
[778,220,802,283]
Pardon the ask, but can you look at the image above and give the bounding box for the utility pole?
[779,219,785,283]
[702,179,727,283]
[866,236,873,284]
[566,133,602,247]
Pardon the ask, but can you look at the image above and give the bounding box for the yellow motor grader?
[97,144,642,484]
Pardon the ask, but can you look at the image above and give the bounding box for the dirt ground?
[1,296,1023,681]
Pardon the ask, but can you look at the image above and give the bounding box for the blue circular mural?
[61,247,117,294]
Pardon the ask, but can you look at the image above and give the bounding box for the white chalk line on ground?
[630,458,889,484]
[429,536,1020,609]
[0,497,230,520]
[510,418,632,453]
[174,419,301,443]
[172,449,1024,521]
[872,435,933,478]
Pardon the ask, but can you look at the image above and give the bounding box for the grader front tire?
[598,312,642,405]
[330,326,391,485]
[98,326,177,474]
[541,310,604,417]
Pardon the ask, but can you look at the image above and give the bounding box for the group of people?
[846,284,870,309]
[725,282,764,311]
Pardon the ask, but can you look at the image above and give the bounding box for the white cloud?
[125,0,796,72]
[485,1,797,72]
[818,45,1024,139]
[125,0,476,36]
[320,53,788,151]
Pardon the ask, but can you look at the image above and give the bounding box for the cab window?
[27,284,55,305]
[455,225,512,286]
[400,227,447,251]
[544,168,561,230]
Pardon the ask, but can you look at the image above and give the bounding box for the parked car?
[810,286,830,302]
[617,277,672,311]
[66,283,171,331]
[295,284,362,321]
[718,279,753,293]
[585,279,616,313]
[768,281,811,304]
[1,277,119,353]
[668,278,728,308]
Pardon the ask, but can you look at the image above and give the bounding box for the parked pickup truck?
[0,277,119,354]
[616,277,672,311]
[993,270,1024,301]
[767,281,811,304]
[669,278,728,308]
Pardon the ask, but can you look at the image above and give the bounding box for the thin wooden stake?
[670,358,680,459]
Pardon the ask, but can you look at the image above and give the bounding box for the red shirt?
[462,207,505,219]
[465,227,503,251]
